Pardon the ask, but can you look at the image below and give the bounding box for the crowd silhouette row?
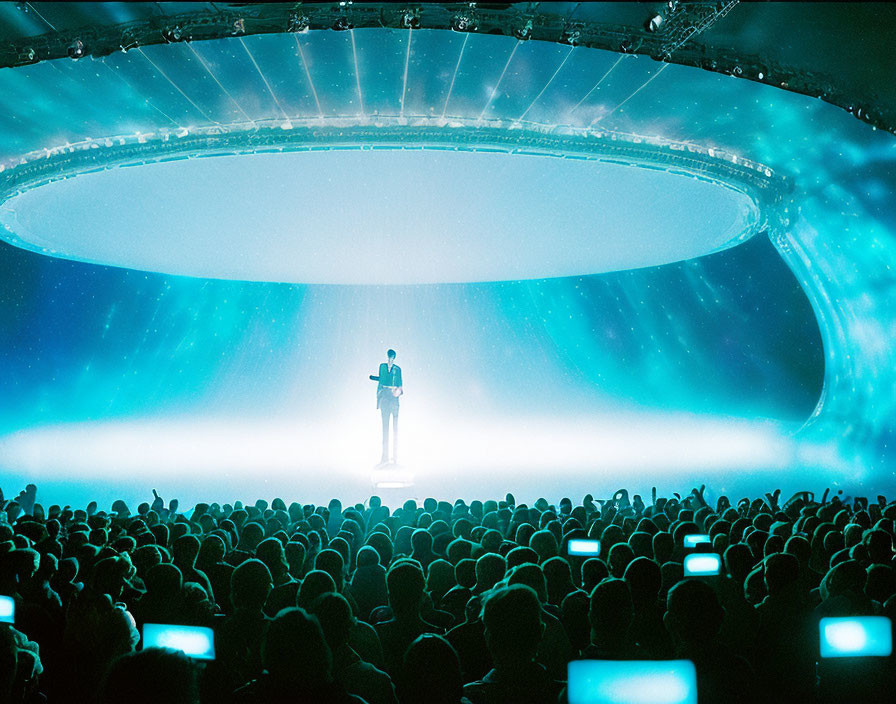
[1,482,895,703]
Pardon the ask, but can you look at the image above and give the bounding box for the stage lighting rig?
[163,26,189,43]
[513,20,533,41]
[451,9,477,33]
[561,25,582,46]
[401,9,421,30]
[287,12,310,33]
[67,39,85,59]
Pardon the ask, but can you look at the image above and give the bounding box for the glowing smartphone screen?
[568,659,698,704]
[0,595,14,624]
[568,539,601,556]
[683,534,711,549]
[819,617,892,658]
[683,553,721,577]
[142,623,215,660]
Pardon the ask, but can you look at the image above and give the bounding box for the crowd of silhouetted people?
[1,481,895,703]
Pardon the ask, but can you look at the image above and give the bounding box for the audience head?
[264,608,332,687]
[230,558,272,611]
[99,648,200,704]
[665,579,724,645]
[310,592,355,651]
[401,634,465,704]
[481,584,544,665]
[387,560,426,616]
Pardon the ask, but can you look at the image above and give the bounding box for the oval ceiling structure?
[0,147,758,284]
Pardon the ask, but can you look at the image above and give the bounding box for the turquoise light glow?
[567,539,601,556]
[820,617,893,658]
[142,623,215,660]
[0,148,757,284]
[682,534,711,549]
[0,595,15,623]
[567,660,697,704]
[683,553,722,577]
[0,27,893,505]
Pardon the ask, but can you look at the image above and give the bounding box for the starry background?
[1,26,894,504]
[0,231,823,437]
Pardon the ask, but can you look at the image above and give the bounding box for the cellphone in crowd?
[819,617,893,658]
[683,553,721,577]
[567,659,698,704]
[682,534,711,550]
[0,595,14,624]
[567,539,601,556]
[142,623,216,660]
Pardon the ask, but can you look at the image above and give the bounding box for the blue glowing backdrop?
[0,26,893,507]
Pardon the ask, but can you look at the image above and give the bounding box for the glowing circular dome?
[0,142,759,284]
[0,12,891,481]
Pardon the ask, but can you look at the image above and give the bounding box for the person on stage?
[375,348,403,465]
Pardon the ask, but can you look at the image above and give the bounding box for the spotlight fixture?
[119,31,139,53]
[332,16,353,31]
[19,47,35,62]
[287,13,310,32]
[513,20,533,40]
[163,26,185,43]
[67,39,85,59]
[560,26,581,46]
[451,12,477,33]
[646,14,664,32]
[401,9,421,29]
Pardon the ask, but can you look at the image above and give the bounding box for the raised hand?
[783,491,814,510]
[664,497,680,519]
[15,484,37,516]
[690,485,708,508]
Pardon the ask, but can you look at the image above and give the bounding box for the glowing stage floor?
[0,409,850,512]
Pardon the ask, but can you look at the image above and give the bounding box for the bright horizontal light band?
[683,534,711,549]
[568,539,601,556]
[0,147,757,284]
[820,617,893,658]
[568,659,697,704]
[683,553,721,576]
[142,623,215,660]
[0,595,14,623]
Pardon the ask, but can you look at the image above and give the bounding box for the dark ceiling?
[0,2,893,134]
